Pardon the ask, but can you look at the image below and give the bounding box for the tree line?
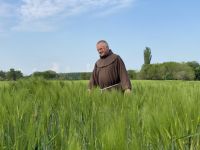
[138,47,200,80]
[0,68,23,81]
[0,69,92,81]
[1,47,200,81]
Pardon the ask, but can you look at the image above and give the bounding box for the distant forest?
[1,47,200,81]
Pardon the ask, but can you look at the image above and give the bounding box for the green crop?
[0,79,199,149]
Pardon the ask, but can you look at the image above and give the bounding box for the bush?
[139,62,195,80]
[128,70,138,80]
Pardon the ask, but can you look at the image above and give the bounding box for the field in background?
[0,79,200,149]
[0,81,10,87]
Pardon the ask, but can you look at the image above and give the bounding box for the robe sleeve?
[117,56,132,90]
[88,63,98,89]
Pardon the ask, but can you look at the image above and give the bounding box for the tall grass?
[0,79,200,149]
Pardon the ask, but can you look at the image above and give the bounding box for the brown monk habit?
[88,50,132,91]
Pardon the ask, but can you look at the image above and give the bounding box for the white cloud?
[20,0,66,20]
[0,0,134,32]
[96,0,134,16]
[19,0,134,21]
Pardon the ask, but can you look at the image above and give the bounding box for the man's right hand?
[88,89,91,94]
[124,89,131,95]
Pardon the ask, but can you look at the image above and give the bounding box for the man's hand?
[88,89,91,94]
[124,89,131,94]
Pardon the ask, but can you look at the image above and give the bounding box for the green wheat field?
[0,78,200,150]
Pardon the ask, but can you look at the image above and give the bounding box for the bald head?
[96,40,109,49]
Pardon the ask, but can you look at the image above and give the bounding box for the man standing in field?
[88,40,132,93]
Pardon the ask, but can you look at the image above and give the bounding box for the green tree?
[15,70,23,79]
[7,68,16,80]
[0,70,6,80]
[128,70,137,80]
[195,66,200,80]
[6,68,23,81]
[186,61,200,80]
[32,70,57,79]
[139,62,195,80]
[44,70,57,79]
[186,61,199,70]
[139,65,151,79]
[144,47,152,65]
[80,72,91,80]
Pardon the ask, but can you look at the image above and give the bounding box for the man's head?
[96,40,110,57]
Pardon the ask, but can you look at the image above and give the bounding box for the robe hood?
[96,50,118,68]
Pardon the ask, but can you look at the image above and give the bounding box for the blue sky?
[0,0,200,75]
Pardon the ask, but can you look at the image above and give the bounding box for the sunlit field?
[0,79,200,149]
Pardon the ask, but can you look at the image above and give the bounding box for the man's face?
[96,43,109,57]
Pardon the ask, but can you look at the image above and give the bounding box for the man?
[88,40,132,93]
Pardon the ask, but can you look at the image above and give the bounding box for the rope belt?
[100,83,120,93]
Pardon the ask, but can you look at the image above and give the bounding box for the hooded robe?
[88,50,132,91]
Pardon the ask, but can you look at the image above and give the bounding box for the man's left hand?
[124,89,131,94]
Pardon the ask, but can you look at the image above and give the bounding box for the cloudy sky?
[0,0,200,75]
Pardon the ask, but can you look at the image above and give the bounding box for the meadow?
[0,79,200,150]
